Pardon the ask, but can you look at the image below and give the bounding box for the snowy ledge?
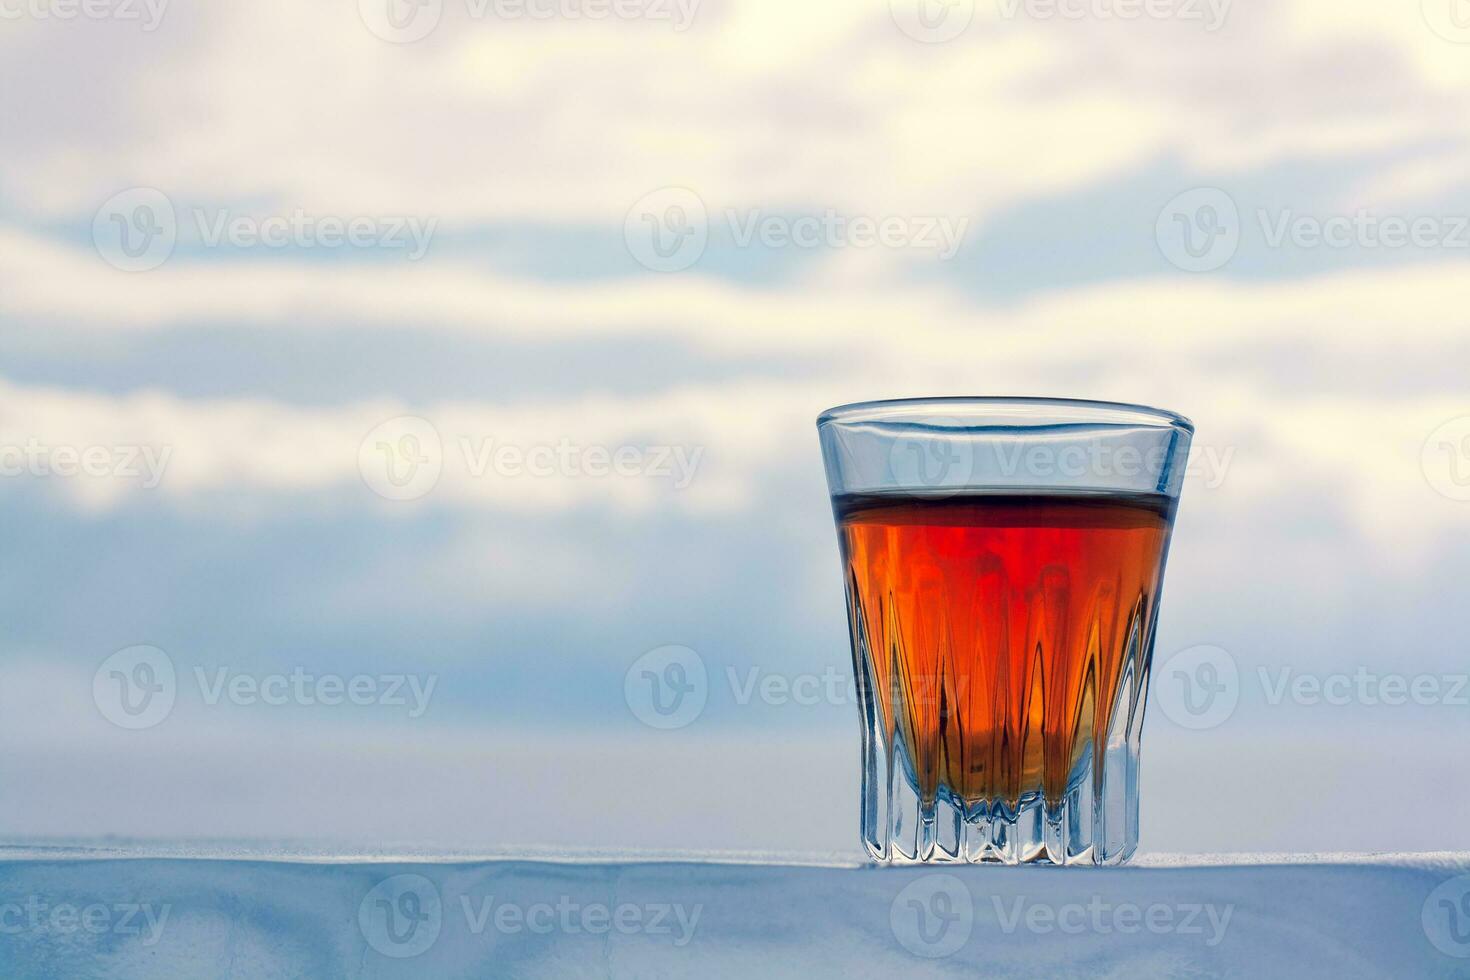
[1,847,1467,978]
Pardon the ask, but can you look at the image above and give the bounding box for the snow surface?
[1,847,1466,978]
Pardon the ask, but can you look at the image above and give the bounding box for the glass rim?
[816,396,1194,433]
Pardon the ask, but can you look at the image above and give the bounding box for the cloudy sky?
[2,0,1469,856]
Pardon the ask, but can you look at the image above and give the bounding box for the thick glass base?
[860,742,1142,866]
[857,665,1148,867]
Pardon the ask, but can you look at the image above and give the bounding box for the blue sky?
[2,0,1469,856]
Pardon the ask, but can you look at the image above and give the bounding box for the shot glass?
[817,397,1193,865]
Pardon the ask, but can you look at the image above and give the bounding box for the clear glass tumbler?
[818,397,1192,865]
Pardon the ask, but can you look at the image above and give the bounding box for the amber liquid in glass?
[836,490,1175,812]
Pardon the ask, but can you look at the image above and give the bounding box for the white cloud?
[4,207,1469,559]
[5,222,1470,364]
[4,0,1468,225]
[0,377,789,513]
[1,325,1466,566]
